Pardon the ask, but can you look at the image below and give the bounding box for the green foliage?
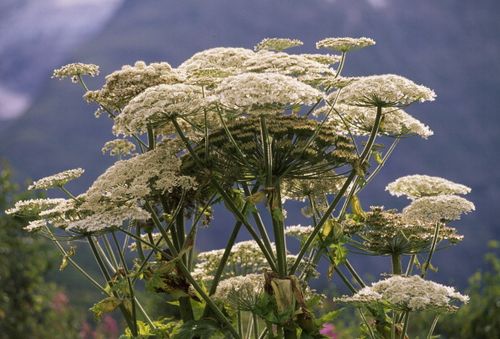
[0,162,80,338]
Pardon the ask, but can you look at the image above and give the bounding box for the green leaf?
[58,246,75,271]
[272,208,284,223]
[90,296,121,318]
[373,150,383,164]
[246,190,267,204]
[350,195,366,218]
[175,319,226,339]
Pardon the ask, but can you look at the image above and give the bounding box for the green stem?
[208,221,243,295]
[211,180,278,272]
[289,170,356,274]
[147,125,156,150]
[344,259,366,288]
[238,311,243,338]
[421,223,441,278]
[335,52,347,78]
[253,313,259,339]
[88,236,137,336]
[135,224,146,262]
[335,266,357,293]
[135,297,156,329]
[44,225,106,293]
[177,261,240,338]
[291,107,382,274]
[242,183,275,258]
[111,232,138,332]
[400,311,409,339]
[358,310,376,339]
[426,315,439,339]
[392,254,402,275]
[103,235,120,269]
[405,254,416,276]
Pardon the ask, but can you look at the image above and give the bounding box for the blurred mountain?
[1,0,499,286]
[0,0,122,120]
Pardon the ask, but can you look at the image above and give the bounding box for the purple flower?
[320,323,339,339]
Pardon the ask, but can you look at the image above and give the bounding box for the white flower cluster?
[403,195,475,223]
[243,51,335,85]
[386,175,471,200]
[82,141,196,212]
[212,273,264,303]
[254,38,304,51]
[113,84,206,135]
[385,175,474,223]
[320,104,433,139]
[85,61,182,111]
[193,240,274,280]
[101,139,136,157]
[178,47,255,85]
[214,72,323,114]
[335,275,469,312]
[342,206,464,255]
[5,198,66,217]
[316,37,376,52]
[337,74,436,107]
[300,53,341,65]
[28,168,84,190]
[52,63,99,80]
[6,197,78,232]
[285,224,315,241]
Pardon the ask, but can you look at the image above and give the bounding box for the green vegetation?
[0,162,81,338]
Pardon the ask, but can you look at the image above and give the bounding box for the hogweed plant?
[7,37,474,338]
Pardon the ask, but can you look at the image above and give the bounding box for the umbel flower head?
[113,83,206,136]
[402,195,475,223]
[183,115,357,184]
[28,168,84,190]
[193,240,274,280]
[101,139,136,157]
[178,47,255,86]
[212,274,265,310]
[85,61,182,111]
[316,37,376,52]
[386,175,471,200]
[215,73,323,114]
[214,72,323,114]
[242,51,335,86]
[337,74,436,108]
[315,104,433,139]
[342,206,463,256]
[335,275,469,312]
[52,63,99,81]
[254,38,304,51]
